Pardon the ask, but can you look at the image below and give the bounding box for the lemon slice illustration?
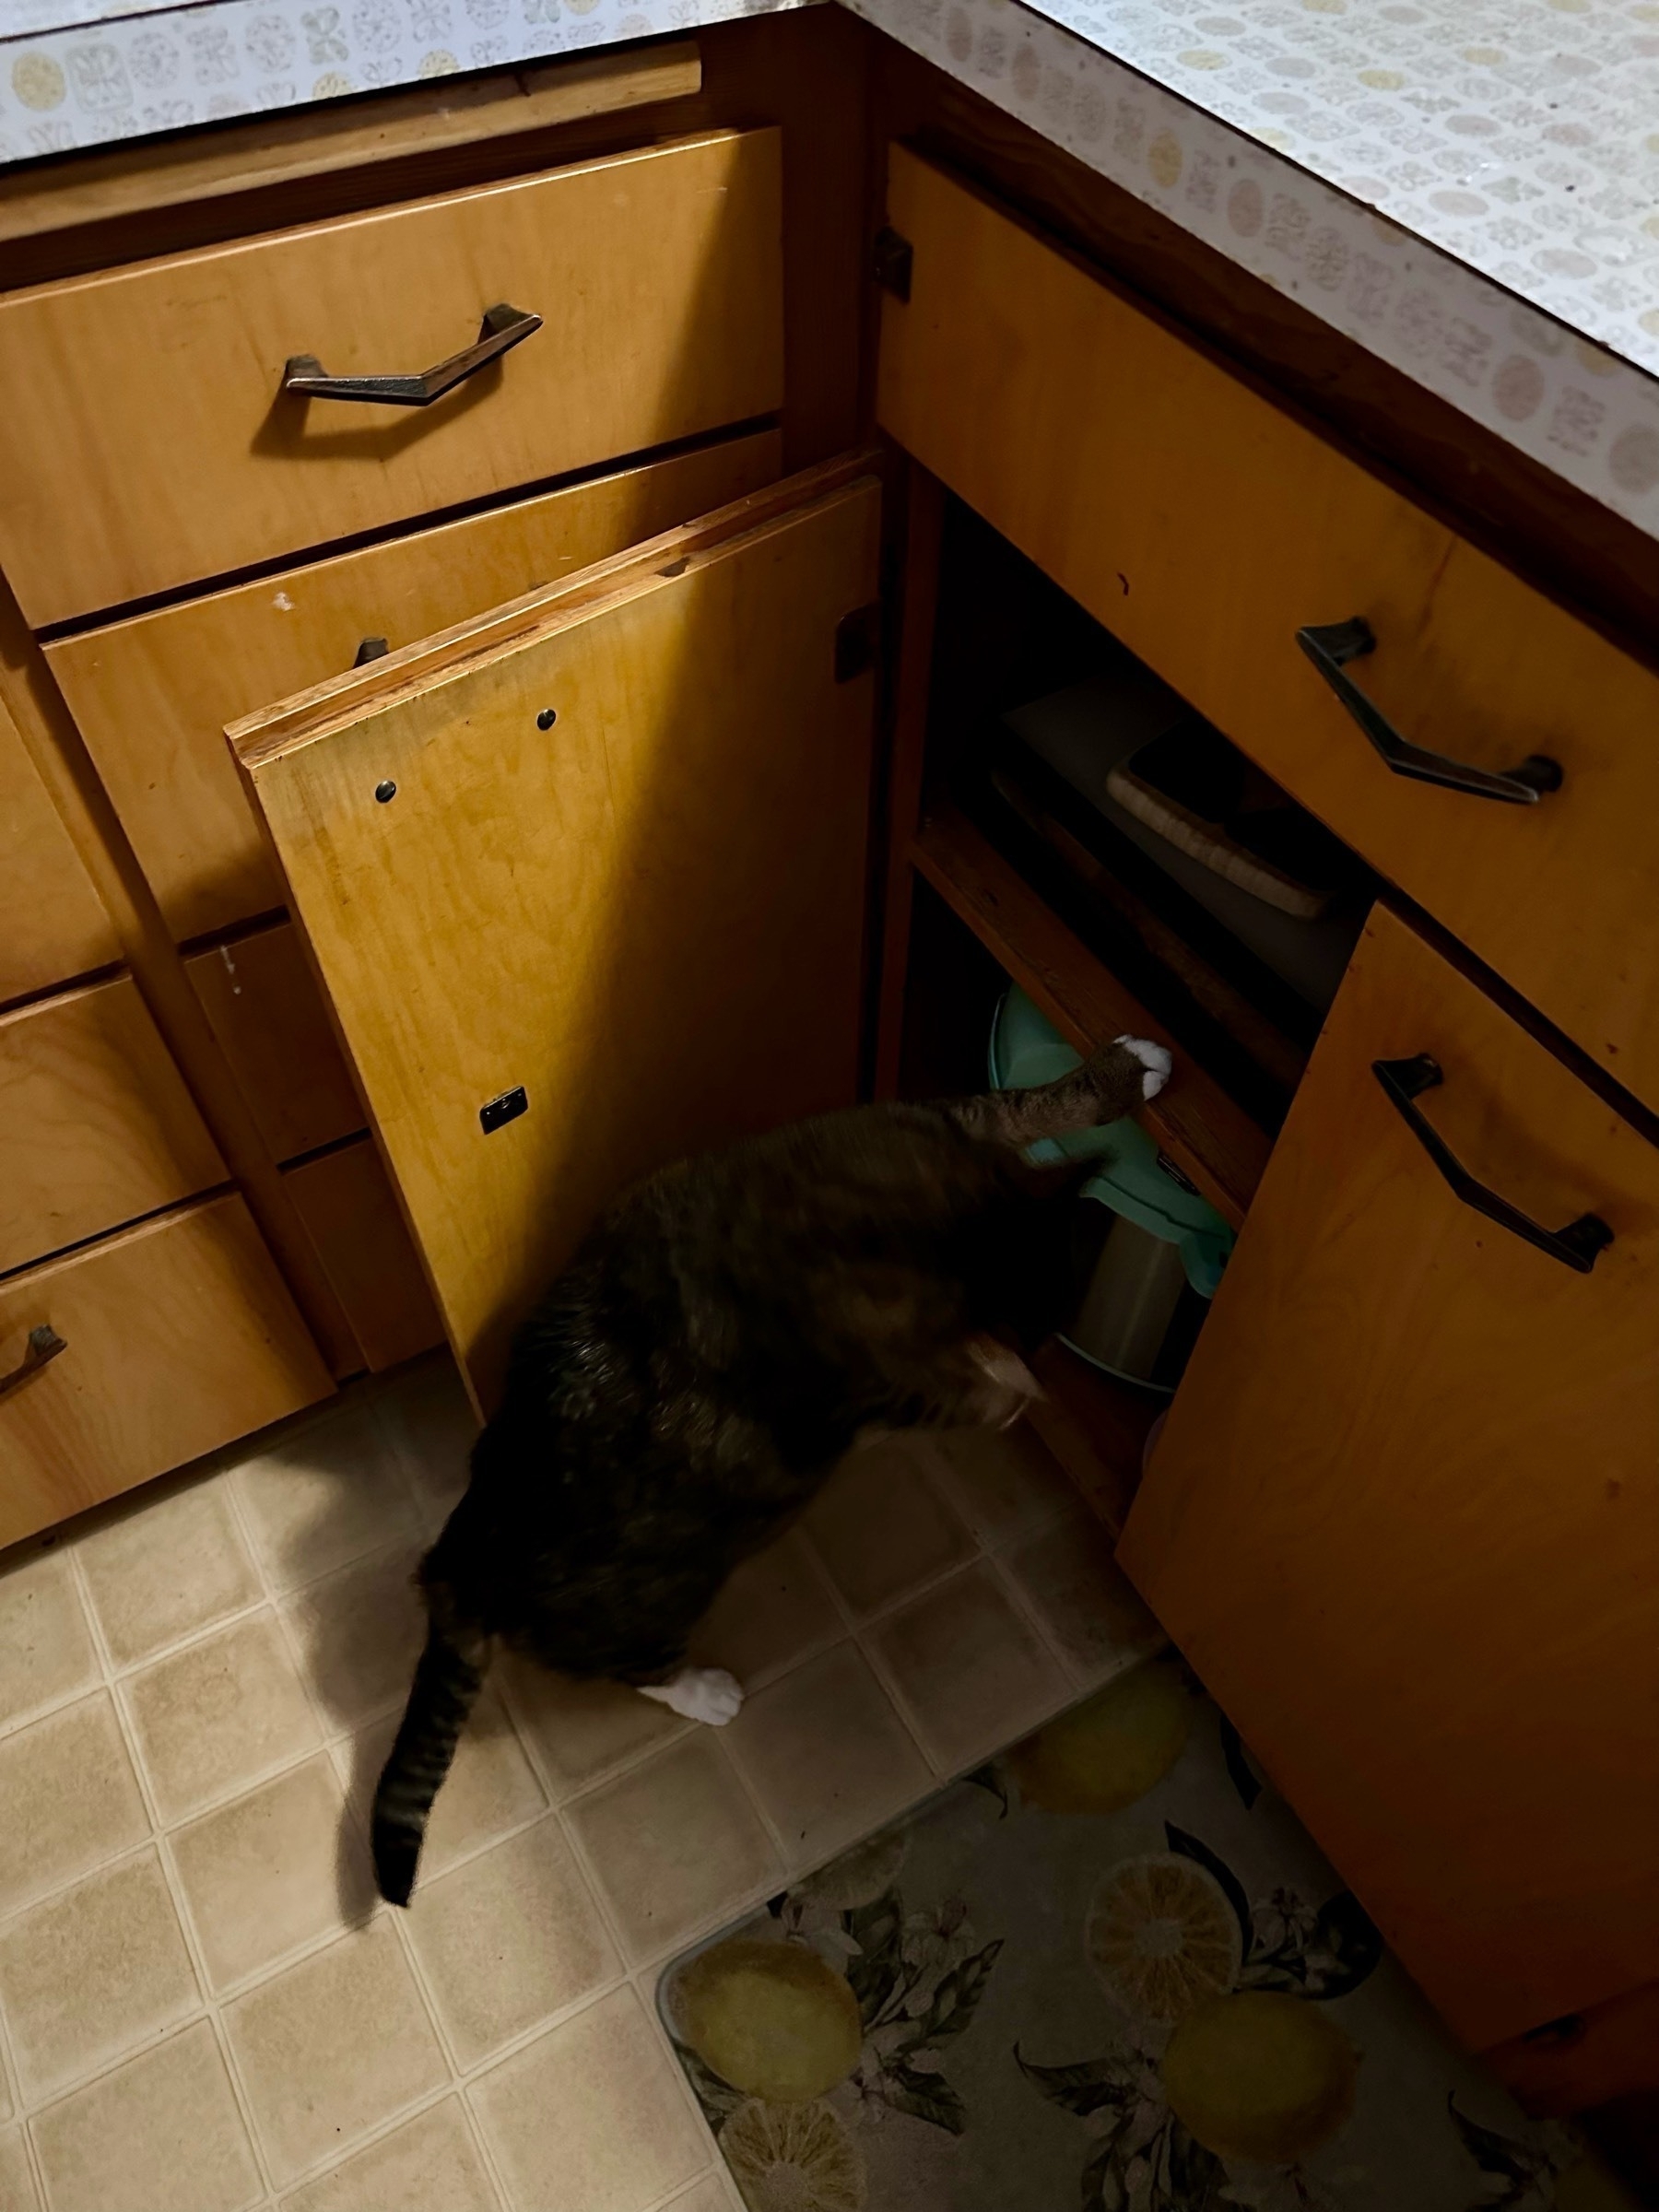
[723,2099,865,2212]
[1087,1852,1243,2020]
[679,1939,864,2102]
[1008,1662,1192,1815]
[1161,1990,1359,2162]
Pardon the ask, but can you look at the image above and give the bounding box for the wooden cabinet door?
[1118,906,1659,2052]
[232,459,881,1404]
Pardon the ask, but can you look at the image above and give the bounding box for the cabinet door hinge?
[872,226,912,302]
[835,603,882,683]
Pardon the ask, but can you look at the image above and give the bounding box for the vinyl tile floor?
[0,1356,1150,2212]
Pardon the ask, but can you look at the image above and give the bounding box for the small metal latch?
[872,226,912,302]
[479,1086,528,1135]
[834,603,882,684]
[354,636,389,666]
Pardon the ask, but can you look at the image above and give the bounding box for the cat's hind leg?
[641,1666,745,1724]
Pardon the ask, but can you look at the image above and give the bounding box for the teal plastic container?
[987,988,1232,1389]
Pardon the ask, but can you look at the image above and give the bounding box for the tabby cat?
[371,1034,1171,1905]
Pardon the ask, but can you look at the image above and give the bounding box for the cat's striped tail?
[371,1619,486,1906]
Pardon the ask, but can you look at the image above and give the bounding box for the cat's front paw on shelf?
[1114,1034,1173,1100]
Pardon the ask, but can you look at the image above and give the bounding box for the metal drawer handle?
[1297,618,1562,806]
[1373,1055,1612,1273]
[0,1324,67,1402]
[283,302,542,408]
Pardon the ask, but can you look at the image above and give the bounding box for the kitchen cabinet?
[2,9,1653,2109]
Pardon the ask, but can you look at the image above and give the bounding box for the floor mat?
[661,1662,1625,2211]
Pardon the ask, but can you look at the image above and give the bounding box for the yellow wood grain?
[184,920,365,1165]
[48,432,782,942]
[0,693,117,1007]
[0,1194,332,1547]
[283,1136,443,1375]
[877,146,1659,1115]
[0,129,783,624]
[0,974,227,1274]
[0,45,701,247]
[1119,906,1659,2049]
[238,465,881,1401]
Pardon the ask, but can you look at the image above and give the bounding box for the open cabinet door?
[1118,906,1659,2052]
[232,458,881,1404]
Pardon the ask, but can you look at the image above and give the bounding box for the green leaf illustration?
[1303,1890,1383,1999]
[1014,2044,1135,2119]
[910,1936,1004,2047]
[842,1889,905,2026]
[882,2060,968,2135]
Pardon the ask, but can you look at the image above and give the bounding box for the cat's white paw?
[640,1666,746,1727]
[1115,1035,1173,1100]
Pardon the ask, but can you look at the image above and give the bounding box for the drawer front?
[1,695,116,1006]
[186,922,362,1164]
[0,1194,331,1547]
[47,431,782,941]
[877,147,1659,1114]
[0,129,783,625]
[1119,905,1659,2048]
[0,974,226,1273]
[284,1135,443,1375]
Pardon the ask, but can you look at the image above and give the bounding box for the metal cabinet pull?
[283,302,542,408]
[0,1324,67,1402]
[1373,1055,1612,1272]
[1297,618,1562,805]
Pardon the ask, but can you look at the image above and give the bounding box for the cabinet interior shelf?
[908,805,1271,1229]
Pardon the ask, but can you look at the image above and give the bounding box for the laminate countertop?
[3,0,1657,536]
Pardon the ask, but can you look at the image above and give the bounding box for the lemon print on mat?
[723,2100,865,2212]
[1087,1853,1242,2020]
[679,1939,863,2102]
[1161,1990,1359,2162]
[1008,1661,1191,1814]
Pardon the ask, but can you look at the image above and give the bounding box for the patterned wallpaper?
[4,0,1659,538]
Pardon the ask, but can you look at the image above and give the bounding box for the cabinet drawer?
[1,695,116,1007]
[47,431,782,941]
[0,130,783,626]
[877,147,1659,1114]
[0,1194,331,1547]
[0,975,225,1273]
[1119,905,1659,2048]
[185,921,362,1164]
[285,1136,443,1375]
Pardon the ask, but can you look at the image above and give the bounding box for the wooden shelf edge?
[1027,1342,1159,1536]
[910,806,1270,1228]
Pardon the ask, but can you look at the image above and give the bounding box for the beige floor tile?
[805,1440,974,1617]
[406,1816,618,2068]
[567,1735,782,1965]
[0,2060,9,2124]
[0,1552,97,1735]
[224,1918,447,2183]
[1003,1510,1167,1681]
[277,2098,496,2212]
[335,1688,545,1884]
[725,1642,930,1873]
[0,1693,147,1917]
[76,1478,262,1672]
[0,1849,198,2100]
[870,1560,1068,1773]
[279,1542,425,1734]
[471,1987,706,2212]
[171,1756,366,1994]
[29,2020,260,2212]
[498,1655,686,1798]
[663,2176,735,2212]
[233,1401,418,1594]
[687,1530,843,1688]
[0,2129,39,2212]
[376,1359,478,1530]
[124,1612,322,1824]
[928,1421,1076,1546]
